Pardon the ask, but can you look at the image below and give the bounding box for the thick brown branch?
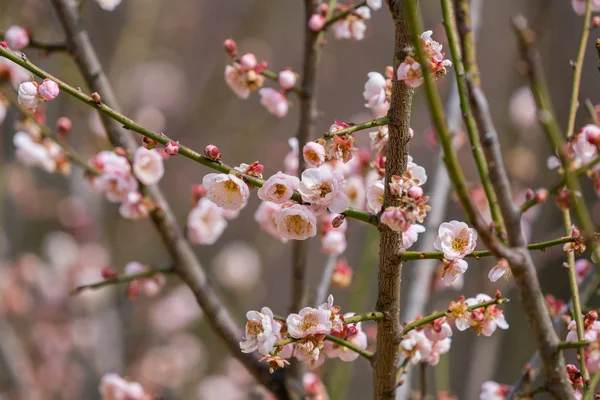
[48,0,290,398]
[374,2,414,399]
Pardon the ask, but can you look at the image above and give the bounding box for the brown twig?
[48,0,290,398]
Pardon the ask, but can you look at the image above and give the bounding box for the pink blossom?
[586,348,600,373]
[287,306,332,338]
[367,0,382,10]
[344,176,366,209]
[381,207,410,232]
[38,79,59,101]
[424,317,453,342]
[397,56,424,88]
[202,173,249,211]
[366,179,384,212]
[434,220,478,260]
[98,373,150,400]
[0,57,29,89]
[325,313,368,362]
[119,191,150,219]
[89,151,138,203]
[403,223,425,249]
[479,381,510,400]
[13,131,56,172]
[308,14,326,31]
[571,0,600,15]
[295,339,326,368]
[213,242,261,291]
[509,86,538,129]
[465,294,509,336]
[284,137,299,175]
[18,81,39,111]
[96,0,122,11]
[332,7,371,40]
[573,125,600,165]
[426,337,451,366]
[407,155,428,185]
[257,171,299,204]
[124,261,165,299]
[4,26,29,50]
[274,204,318,240]
[370,125,389,153]
[278,69,297,90]
[566,319,600,343]
[441,259,468,286]
[224,61,264,99]
[400,330,432,364]
[254,201,287,242]
[187,198,228,245]
[321,231,347,255]
[488,258,511,283]
[363,72,390,117]
[240,307,281,356]
[298,166,348,215]
[575,259,592,284]
[240,53,257,70]
[259,88,289,118]
[303,142,326,167]
[303,373,329,400]
[546,155,561,170]
[132,147,164,185]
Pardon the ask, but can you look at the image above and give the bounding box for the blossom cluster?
[240,295,367,374]
[433,220,478,286]
[565,310,600,375]
[18,78,60,111]
[308,0,382,39]
[396,30,452,88]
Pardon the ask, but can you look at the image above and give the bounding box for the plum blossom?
[295,339,326,368]
[331,259,353,288]
[488,258,511,283]
[423,317,453,342]
[124,261,165,299]
[420,30,452,72]
[0,57,29,88]
[332,6,371,40]
[18,81,39,111]
[240,307,281,356]
[344,176,366,209]
[441,259,468,286]
[96,0,122,11]
[298,166,348,215]
[275,204,318,240]
[257,171,299,203]
[370,125,389,153]
[187,198,228,245]
[89,151,138,203]
[381,207,410,232]
[566,311,600,342]
[447,296,470,331]
[4,26,29,50]
[303,373,329,400]
[284,137,299,175]
[303,142,326,167]
[259,87,289,118]
[403,224,425,249]
[278,69,297,90]
[202,173,250,211]
[287,306,332,339]
[407,155,428,185]
[321,231,347,255]
[400,330,432,364]
[366,179,384,212]
[575,259,592,284]
[132,147,164,185]
[325,313,368,362]
[571,0,600,15]
[426,337,451,366]
[327,134,358,163]
[254,201,287,242]
[98,373,150,400]
[38,79,59,101]
[479,381,510,400]
[363,72,390,117]
[434,220,477,260]
[397,56,424,88]
[119,191,150,219]
[573,124,600,166]
[367,0,382,10]
[13,131,56,172]
[308,14,326,31]
[224,55,264,99]
[465,294,509,336]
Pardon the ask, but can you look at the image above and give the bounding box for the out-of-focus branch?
[373,2,415,399]
[47,0,291,398]
[314,255,337,307]
[1,31,69,53]
[407,0,572,396]
[71,266,173,294]
[323,1,367,30]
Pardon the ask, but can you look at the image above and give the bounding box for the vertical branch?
[405,0,572,396]
[291,0,322,312]
[374,2,414,399]
[48,0,290,398]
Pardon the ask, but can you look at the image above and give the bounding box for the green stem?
[441,0,505,238]
[395,357,411,387]
[401,236,576,261]
[0,47,376,226]
[583,373,600,400]
[403,297,508,334]
[557,340,590,350]
[584,99,599,125]
[71,266,173,294]
[566,0,592,138]
[344,311,384,324]
[324,334,373,360]
[322,116,389,139]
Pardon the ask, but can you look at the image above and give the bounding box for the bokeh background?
[1,0,600,399]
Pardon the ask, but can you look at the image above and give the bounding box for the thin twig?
[557,340,590,350]
[322,116,389,139]
[71,267,173,294]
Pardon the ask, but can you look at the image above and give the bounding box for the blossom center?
[317,183,332,198]
[274,183,287,199]
[224,179,239,192]
[300,312,319,332]
[285,215,310,235]
[247,320,264,338]
[450,229,469,253]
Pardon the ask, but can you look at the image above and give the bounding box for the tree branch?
[71,266,173,294]
[47,0,291,397]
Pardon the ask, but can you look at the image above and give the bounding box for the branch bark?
[374,2,415,399]
[48,0,290,398]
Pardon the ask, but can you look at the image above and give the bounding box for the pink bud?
[223,38,237,57]
[319,3,329,14]
[407,186,423,199]
[240,53,257,70]
[0,41,7,49]
[534,189,548,203]
[408,127,414,140]
[56,117,72,136]
[114,147,127,157]
[192,184,208,204]
[385,65,394,79]
[572,226,581,237]
[587,128,600,147]
[4,25,29,50]
[309,14,326,31]
[524,188,534,201]
[101,267,118,279]
[37,79,59,101]
[204,144,221,161]
[165,141,180,155]
[332,214,346,228]
[278,69,297,90]
[91,92,102,103]
[127,280,141,301]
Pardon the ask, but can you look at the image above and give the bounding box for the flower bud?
[37,79,59,102]
[524,188,534,201]
[332,214,346,228]
[245,161,264,177]
[223,38,237,57]
[308,14,325,31]
[192,184,208,204]
[56,117,72,136]
[204,144,221,161]
[407,185,423,199]
[18,81,39,111]
[240,53,257,70]
[593,16,600,28]
[91,92,102,103]
[101,267,118,279]
[278,69,297,90]
[534,188,548,203]
[142,136,158,150]
[319,3,329,14]
[4,25,29,50]
[0,42,6,49]
[165,141,180,155]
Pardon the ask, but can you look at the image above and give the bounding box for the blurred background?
[1,0,600,399]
